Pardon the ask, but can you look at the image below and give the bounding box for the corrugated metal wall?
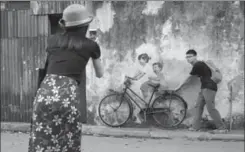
[31,1,85,15]
[1,9,49,122]
[0,1,87,122]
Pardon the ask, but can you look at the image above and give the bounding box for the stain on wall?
[85,1,244,127]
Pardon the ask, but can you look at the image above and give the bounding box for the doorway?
[48,14,63,34]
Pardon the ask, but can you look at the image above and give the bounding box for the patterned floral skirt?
[28,74,82,152]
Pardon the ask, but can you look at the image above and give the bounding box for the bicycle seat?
[148,83,160,89]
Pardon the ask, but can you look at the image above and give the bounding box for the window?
[5,1,30,10]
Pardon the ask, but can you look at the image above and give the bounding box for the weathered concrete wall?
[85,1,244,127]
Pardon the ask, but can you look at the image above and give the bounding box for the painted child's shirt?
[149,71,167,86]
[136,64,152,82]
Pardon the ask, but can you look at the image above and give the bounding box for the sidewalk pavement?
[1,122,244,141]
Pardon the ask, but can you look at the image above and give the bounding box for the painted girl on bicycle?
[127,53,152,100]
[125,53,153,123]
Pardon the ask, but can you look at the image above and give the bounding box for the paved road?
[1,132,244,152]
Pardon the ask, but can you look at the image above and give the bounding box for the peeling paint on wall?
[142,1,165,15]
[86,1,244,127]
[96,2,115,33]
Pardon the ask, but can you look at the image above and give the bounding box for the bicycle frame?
[99,79,187,128]
[121,84,158,111]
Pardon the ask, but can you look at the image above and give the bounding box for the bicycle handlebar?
[124,76,133,86]
[125,76,135,80]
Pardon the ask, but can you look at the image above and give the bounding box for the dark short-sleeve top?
[190,61,217,91]
[45,35,101,84]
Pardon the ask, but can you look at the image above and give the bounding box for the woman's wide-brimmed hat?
[59,4,93,28]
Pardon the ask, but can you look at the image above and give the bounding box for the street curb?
[1,122,244,141]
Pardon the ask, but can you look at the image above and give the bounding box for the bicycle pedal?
[144,113,147,121]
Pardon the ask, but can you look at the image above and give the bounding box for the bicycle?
[98,76,188,128]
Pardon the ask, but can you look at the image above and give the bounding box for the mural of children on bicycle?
[128,54,168,98]
[126,53,169,123]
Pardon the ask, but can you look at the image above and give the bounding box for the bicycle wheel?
[98,93,133,127]
[152,93,187,128]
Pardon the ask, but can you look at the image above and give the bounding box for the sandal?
[209,129,229,134]
[209,125,229,134]
[188,127,201,132]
